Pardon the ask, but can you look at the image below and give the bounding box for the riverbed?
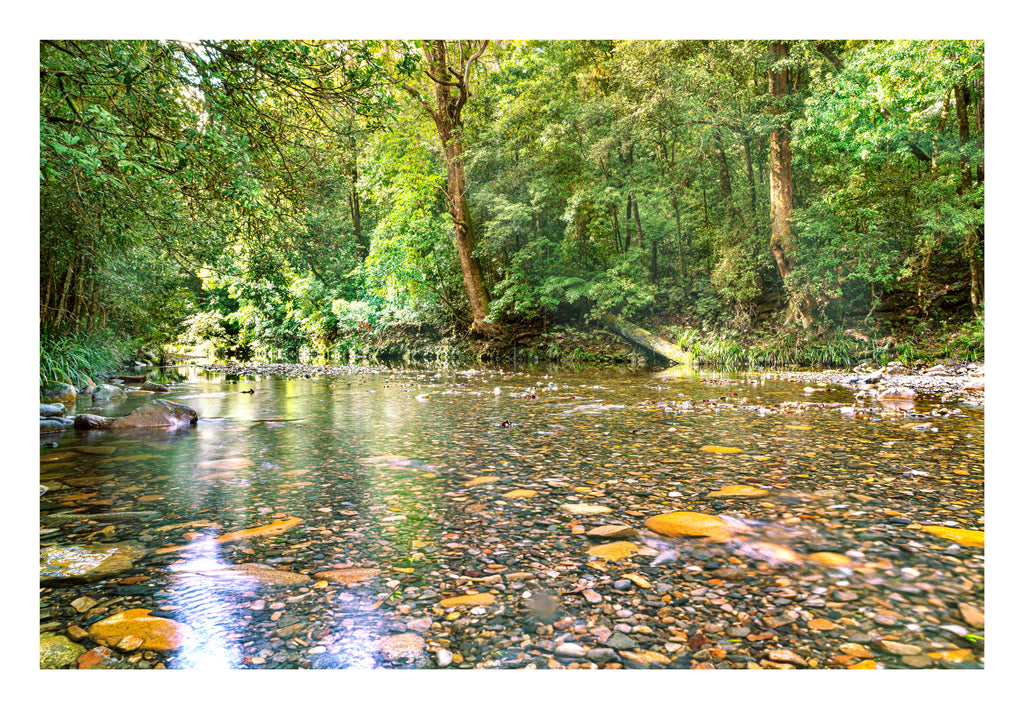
[39,363,985,669]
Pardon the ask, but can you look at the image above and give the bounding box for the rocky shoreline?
[782,361,985,403]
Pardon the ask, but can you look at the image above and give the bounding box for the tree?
[767,41,815,329]
[400,40,500,337]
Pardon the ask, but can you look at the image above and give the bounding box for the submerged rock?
[313,568,380,585]
[92,384,127,401]
[877,386,917,400]
[40,403,66,417]
[644,511,748,541]
[707,484,771,499]
[74,399,198,430]
[40,633,86,668]
[88,608,193,652]
[375,633,427,665]
[40,541,148,584]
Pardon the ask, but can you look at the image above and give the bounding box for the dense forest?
[39,39,985,382]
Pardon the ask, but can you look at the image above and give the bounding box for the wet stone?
[605,632,638,650]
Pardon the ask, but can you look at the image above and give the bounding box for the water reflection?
[40,363,984,669]
[166,538,250,670]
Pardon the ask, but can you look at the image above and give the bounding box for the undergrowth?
[40,329,131,387]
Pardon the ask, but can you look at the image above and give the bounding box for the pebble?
[605,632,638,650]
[555,643,588,658]
[436,648,454,668]
[875,639,922,656]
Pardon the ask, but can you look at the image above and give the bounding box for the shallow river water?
[40,364,984,669]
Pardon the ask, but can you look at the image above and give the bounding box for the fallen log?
[601,316,688,364]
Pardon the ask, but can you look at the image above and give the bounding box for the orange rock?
[925,648,977,663]
[502,489,538,498]
[807,552,853,568]
[700,445,743,454]
[644,511,746,540]
[920,525,984,547]
[312,568,380,585]
[586,541,639,561]
[88,609,192,652]
[708,485,770,499]
[439,593,496,608]
[465,476,500,486]
[76,646,116,669]
[213,516,303,544]
[839,643,874,659]
[808,618,839,631]
[849,660,877,669]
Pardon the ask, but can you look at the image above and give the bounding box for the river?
[39,363,985,669]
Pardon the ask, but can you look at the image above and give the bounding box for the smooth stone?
[76,646,117,669]
[185,563,311,586]
[586,647,619,664]
[502,489,538,498]
[75,399,198,430]
[920,525,984,547]
[559,503,614,516]
[957,603,984,628]
[768,648,808,666]
[40,633,86,668]
[604,632,638,650]
[40,541,148,584]
[375,633,426,664]
[839,643,874,659]
[875,639,922,656]
[877,386,916,400]
[40,403,66,416]
[92,384,127,401]
[436,648,454,668]
[808,552,854,568]
[585,524,638,539]
[88,609,193,652]
[645,511,747,540]
[699,445,743,454]
[439,593,496,608]
[313,568,380,585]
[555,643,587,658]
[707,485,770,499]
[465,476,500,486]
[586,541,639,561]
[41,382,78,404]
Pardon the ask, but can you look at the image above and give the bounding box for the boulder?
[141,381,171,393]
[41,382,78,404]
[92,384,126,401]
[40,541,148,584]
[40,418,67,433]
[40,403,66,417]
[877,386,917,400]
[74,399,198,430]
[861,369,885,384]
[40,633,86,668]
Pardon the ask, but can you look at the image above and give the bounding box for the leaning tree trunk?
[768,41,814,330]
[406,40,498,338]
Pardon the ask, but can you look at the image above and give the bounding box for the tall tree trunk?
[672,194,685,284]
[349,164,366,260]
[624,194,633,252]
[954,80,984,315]
[403,40,498,337]
[611,204,622,254]
[633,196,643,249]
[742,135,758,230]
[954,84,972,194]
[767,41,814,329]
